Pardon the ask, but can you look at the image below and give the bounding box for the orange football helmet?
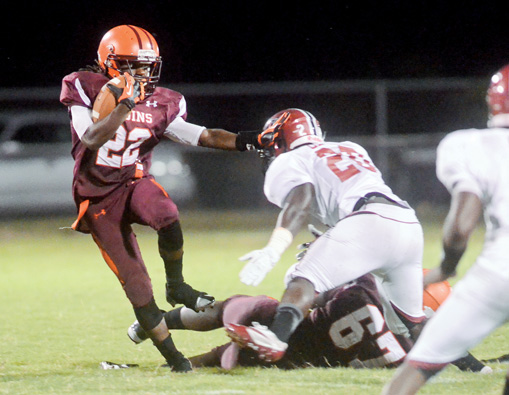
[97,25,162,96]
[259,108,324,157]
[487,64,509,127]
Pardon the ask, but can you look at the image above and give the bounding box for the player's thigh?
[376,221,424,317]
[288,214,391,292]
[129,177,179,230]
[86,199,153,307]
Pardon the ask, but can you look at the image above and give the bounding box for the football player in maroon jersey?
[128,274,414,369]
[126,273,488,372]
[59,25,261,372]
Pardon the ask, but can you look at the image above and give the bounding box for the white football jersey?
[264,141,400,227]
[436,128,509,275]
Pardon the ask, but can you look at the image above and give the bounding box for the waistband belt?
[352,192,409,212]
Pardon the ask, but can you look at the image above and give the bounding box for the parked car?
[0,111,197,216]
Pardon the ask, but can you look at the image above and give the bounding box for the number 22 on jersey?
[96,125,152,168]
[315,145,376,182]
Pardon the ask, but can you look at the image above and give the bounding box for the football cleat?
[225,322,288,363]
[166,282,215,312]
[127,320,148,344]
[165,350,193,373]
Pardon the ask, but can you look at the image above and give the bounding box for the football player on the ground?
[59,25,261,372]
[383,64,509,394]
[226,109,426,363]
[128,274,413,369]
[127,273,489,372]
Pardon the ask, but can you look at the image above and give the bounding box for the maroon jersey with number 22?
[60,70,185,200]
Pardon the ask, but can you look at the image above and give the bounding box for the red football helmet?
[487,64,509,127]
[260,108,324,157]
[97,25,162,96]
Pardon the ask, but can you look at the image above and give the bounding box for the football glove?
[235,130,263,151]
[239,246,280,286]
[107,72,145,110]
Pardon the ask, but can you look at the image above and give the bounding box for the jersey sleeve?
[160,94,206,146]
[60,71,109,109]
[164,116,205,146]
[436,130,483,197]
[264,153,314,207]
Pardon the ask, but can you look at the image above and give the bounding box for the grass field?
[1,209,507,394]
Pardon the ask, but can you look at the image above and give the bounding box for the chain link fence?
[0,77,490,215]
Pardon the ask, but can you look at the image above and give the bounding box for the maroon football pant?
[80,177,179,308]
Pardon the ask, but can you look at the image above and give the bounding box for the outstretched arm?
[198,128,237,150]
[239,183,315,286]
[199,128,262,151]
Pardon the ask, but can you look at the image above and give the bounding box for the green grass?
[0,209,507,394]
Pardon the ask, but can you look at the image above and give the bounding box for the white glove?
[239,246,281,286]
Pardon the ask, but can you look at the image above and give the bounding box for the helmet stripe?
[137,27,155,50]
[126,25,144,49]
[302,110,319,136]
[127,25,143,49]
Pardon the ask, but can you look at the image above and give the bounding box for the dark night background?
[4,1,509,88]
[1,1,507,211]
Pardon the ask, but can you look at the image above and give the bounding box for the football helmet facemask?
[258,108,324,158]
[97,25,162,97]
[487,64,509,127]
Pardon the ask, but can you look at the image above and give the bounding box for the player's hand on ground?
[239,246,280,286]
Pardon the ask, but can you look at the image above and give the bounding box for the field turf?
[1,209,507,394]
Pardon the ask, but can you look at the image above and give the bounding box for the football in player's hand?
[422,269,452,311]
[91,77,126,122]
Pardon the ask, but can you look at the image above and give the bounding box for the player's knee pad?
[158,220,184,257]
[134,298,164,331]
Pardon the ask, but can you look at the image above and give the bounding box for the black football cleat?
[166,282,215,312]
[165,351,193,373]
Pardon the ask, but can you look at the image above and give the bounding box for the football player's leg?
[86,204,191,372]
[133,299,191,372]
[269,277,314,343]
[504,369,509,395]
[129,178,214,312]
[228,278,312,361]
[374,219,426,339]
[408,264,509,368]
[158,221,214,311]
[129,302,225,344]
[382,360,433,395]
